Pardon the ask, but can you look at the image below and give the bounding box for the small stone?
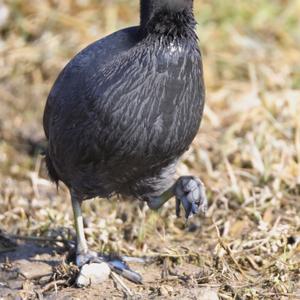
[17,260,52,280]
[160,285,173,297]
[197,288,219,300]
[76,262,111,287]
[160,286,169,297]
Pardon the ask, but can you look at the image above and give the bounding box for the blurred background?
[0,0,299,298]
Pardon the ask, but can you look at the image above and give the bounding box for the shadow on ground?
[0,235,70,299]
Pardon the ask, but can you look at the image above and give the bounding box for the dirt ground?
[0,0,300,299]
[0,240,220,299]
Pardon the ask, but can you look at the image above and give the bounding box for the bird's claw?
[175,176,207,219]
[76,251,143,284]
[108,259,143,284]
[76,250,100,267]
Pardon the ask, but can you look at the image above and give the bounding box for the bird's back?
[43,26,140,139]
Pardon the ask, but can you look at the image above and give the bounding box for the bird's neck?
[140,0,196,38]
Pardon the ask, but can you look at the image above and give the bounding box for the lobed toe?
[175,176,208,219]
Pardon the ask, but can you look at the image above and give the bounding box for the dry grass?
[0,0,300,299]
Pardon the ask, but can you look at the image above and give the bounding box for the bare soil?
[0,240,219,300]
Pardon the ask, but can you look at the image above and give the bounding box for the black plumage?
[43,0,206,282]
[43,0,204,202]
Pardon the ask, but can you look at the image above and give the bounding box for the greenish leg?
[71,193,88,255]
[147,186,174,210]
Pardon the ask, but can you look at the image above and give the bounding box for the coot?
[43,0,207,282]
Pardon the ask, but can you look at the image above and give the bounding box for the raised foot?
[174,176,207,219]
[76,251,143,286]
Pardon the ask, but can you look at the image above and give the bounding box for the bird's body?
[44,10,204,201]
[43,0,207,284]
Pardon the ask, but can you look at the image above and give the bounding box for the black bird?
[43,0,207,282]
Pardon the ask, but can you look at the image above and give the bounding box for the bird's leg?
[147,176,208,219]
[146,188,174,210]
[71,192,143,284]
[71,192,98,267]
